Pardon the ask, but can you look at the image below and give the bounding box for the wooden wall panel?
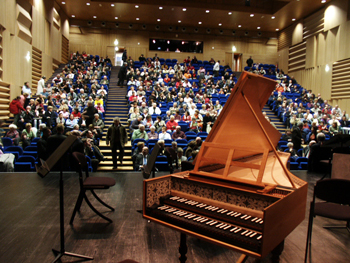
[288,42,306,72]
[32,46,42,92]
[303,8,324,40]
[305,36,316,69]
[0,81,10,120]
[331,59,350,100]
[277,47,289,74]
[324,0,348,31]
[0,26,3,81]
[32,6,45,52]
[337,20,350,61]
[61,35,69,63]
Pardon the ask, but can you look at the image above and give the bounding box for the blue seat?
[185,131,197,142]
[178,121,189,132]
[4,146,23,160]
[15,156,36,171]
[2,138,13,149]
[296,157,308,170]
[132,139,147,151]
[164,139,173,147]
[23,146,38,159]
[30,137,40,146]
[175,139,188,149]
[197,132,208,141]
[155,155,170,171]
[147,139,158,151]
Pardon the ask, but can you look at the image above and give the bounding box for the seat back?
[314,179,350,205]
[2,137,13,148]
[72,152,89,185]
[331,153,350,180]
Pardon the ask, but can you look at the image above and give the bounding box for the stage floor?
[0,170,349,263]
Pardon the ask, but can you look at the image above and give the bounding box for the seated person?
[172,126,186,140]
[93,113,105,138]
[65,114,78,131]
[130,116,143,133]
[131,124,149,141]
[132,141,145,163]
[134,146,150,171]
[147,126,158,140]
[142,115,153,131]
[158,126,171,140]
[154,116,166,133]
[286,142,299,161]
[166,115,178,132]
[5,124,20,145]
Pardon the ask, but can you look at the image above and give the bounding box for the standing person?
[292,122,303,150]
[246,56,253,67]
[122,49,127,63]
[82,101,98,126]
[106,117,127,169]
[213,60,220,77]
[118,62,127,87]
[9,96,25,125]
[37,76,46,95]
[22,82,32,106]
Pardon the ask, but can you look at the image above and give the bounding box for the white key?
[188,215,196,219]
[230,227,238,232]
[200,218,208,223]
[255,219,261,223]
[223,225,231,230]
[251,217,258,222]
[209,221,217,226]
[193,217,201,221]
[170,196,180,200]
[235,213,241,217]
[216,223,224,228]
[250,232,257,238]
[179,212,187,216]
[241,230,248,235]
[205,206,213,210]
[260,220,264,224]
[221,209,228,214]
[245,216,252,220]
[184,214,192,218]
[257,235,262,240]
[219,224,227,229]
[234,228,242,233]
[245,231,252,236]
[206,220,214,225]
[241,215,247,219]
[231,212,238,217]
[227,211,233,216]
[217,209,224,213]
[211,207,219,211]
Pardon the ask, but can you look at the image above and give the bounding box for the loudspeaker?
[206,28,211,34]
[194,28,199,33]
[129,24,133,29]
[142,24,147,29]
[245,31,249,36]
[155,25,160,30]
[101,21,106,27]
[257,31,262,36]
[232,30,236,35]
[87,20,92,26]
[182,27,186,32]
[219,30,224,35]
[115,23,119,28]
[168,26,173,31]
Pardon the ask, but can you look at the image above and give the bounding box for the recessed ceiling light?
[238,25,242,28]
[292,18,296,21]
[136,18,139,20]
[218,23,222,26]
[138,43,140,45]
[250,14,254,17]
[72,15,75,17]
[228,12,232,15]
[115,17,118,19]
[198,22,202,24]
[321,0,326,3]
[271,16,275,19]
[93,16,97,18]
[257,27,260,29]
[86,3,90,6]
[61,1,65,4]
[183,8,186,11]
[206,10,210,13]
[111,4,114,7]
[159,7,163,9]
[178,20,181,23]
[276,28,279,31]
[157,19,161,22]
[135,5,139,8]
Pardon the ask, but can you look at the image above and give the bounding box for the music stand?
[36,135,93,262]
[143,143,160,179]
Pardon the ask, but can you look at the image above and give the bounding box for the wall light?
[325,64,330,72]
[115,47,119,51]
[232,46,237,52]
[25,51,30,62]
[114,39,119,46]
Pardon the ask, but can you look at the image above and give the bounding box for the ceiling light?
[198,22,202,24]
[136,18,139,20]
[218,23,222,26]
[61,1,65,4]
[276,28,279,31]
[250,14,254,17]
[159,7,163,9]
[257,27,260,29]
[178,20,181,23]
[238,25,242,28]
[228,12,232,15]
[72,15,75,17]
[183,8,186,11]
[321,0,326,3]
[111,4,114,7]
[86,3,90,6]
[135,5,139,8]
[292,18,296,21]
[115,17,118,19]
[93,16,97,18]
[157,19,161,22]
[212,46,214,49]
[206,10,210,13]
[138,42,140,45]
[271,16,275,19]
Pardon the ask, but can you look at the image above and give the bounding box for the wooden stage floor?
[0,170,349,263]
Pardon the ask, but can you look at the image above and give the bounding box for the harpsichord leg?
[179,233,187,263]
[271,240,285,263]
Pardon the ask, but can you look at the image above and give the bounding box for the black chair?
[304,179,350,263]
[70,152,116,224]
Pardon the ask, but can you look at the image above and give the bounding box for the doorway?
[225,52,242,72]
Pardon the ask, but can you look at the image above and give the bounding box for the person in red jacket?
[9,96,25,125]
[166,115,178,132]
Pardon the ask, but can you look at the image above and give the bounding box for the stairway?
[97,66,133,171]
[263,105,286,133]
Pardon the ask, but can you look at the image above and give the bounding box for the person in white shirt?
[37,76,46,95]
[182,79,192,88]
[22,82,32,98]
[213,60,220,77]
[158,126,171,140]
[52,74,63,85]
[97,86,108,95]
[127,86,136,98]
[148,103,161,115]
